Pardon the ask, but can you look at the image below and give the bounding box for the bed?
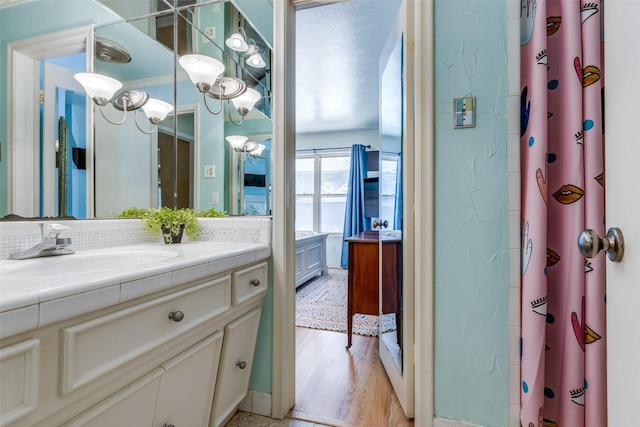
[295,231,329,288]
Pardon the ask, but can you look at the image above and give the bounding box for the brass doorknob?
[577,227,624,262]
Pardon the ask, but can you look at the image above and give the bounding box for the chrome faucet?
[9,223,75,260]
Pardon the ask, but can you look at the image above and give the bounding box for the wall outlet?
[202,26,216,43]
[204,165,215,178]
[211,192,219,204]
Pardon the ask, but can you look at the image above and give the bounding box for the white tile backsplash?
[0,217,272,259]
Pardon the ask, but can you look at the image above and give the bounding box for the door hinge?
[39,90,44,105]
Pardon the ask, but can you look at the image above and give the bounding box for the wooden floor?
[291,327,414,427]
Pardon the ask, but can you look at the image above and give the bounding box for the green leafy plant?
[116,207,200,243]
[115,207,149,219]
[196,207,227,218]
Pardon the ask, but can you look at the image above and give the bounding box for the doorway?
[7,26,93,218]
[291,1,412,424]
[158,131,193,209]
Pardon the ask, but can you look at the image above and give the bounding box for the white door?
[604,2,640,424]
[378,0,414,417]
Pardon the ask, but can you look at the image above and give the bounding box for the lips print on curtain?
[520,1,606,427]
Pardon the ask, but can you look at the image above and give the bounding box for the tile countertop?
[0,241,271,340]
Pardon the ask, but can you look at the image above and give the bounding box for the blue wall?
[433,0,509,425]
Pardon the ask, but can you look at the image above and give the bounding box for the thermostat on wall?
[453,97,476,128]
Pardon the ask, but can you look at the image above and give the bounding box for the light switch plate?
[453,97,476,128]
[202,26,215,43]
[204,165,215,178]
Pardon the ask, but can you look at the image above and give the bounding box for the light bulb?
[247,53,266,68]
[225,32,248,52]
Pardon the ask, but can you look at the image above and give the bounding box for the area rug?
[295,268,396,336]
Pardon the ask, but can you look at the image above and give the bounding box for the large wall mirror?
[1,0,273,219]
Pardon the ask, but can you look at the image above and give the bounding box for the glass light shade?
[179,54,225,86]
[74,72,122,102]
[247,53,266,68]
[225,32,248,52]
[226,135,249,150]
[251,143,266,157]
[231,88,261,113]
[142,98,173,122]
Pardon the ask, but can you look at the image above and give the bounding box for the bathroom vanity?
[0,239,270,427]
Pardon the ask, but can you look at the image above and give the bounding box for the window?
[295,151,400,233]
[295,152,351,233]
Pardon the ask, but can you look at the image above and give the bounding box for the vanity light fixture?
[74,72,173,134]
[247,52,266,69]
[179,54,261,125]
[226,135,266,163]
[225,27,249,52]
[229,87,261,126]
[225,27,265,69]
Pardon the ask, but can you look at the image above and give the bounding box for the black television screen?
[245,173,266,187]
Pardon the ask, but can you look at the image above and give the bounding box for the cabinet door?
[61,369,162,427]
[154,332,224,427]
[211,308,262,427]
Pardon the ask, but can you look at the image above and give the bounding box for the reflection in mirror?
[380,35,403,373]
[228,138,271,215]
[93,12,176,217]
[2,0,273,220]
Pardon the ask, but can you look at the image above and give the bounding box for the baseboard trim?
[239,390,272,417]
[288,410,358,427]
[434,418,489,427]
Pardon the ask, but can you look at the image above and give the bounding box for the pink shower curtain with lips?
[520,1,606,426]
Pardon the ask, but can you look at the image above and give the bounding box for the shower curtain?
[520,1,606,426]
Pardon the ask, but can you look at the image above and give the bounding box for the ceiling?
[295,0,402,134]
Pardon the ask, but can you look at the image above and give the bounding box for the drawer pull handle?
[163,424,175,427]
[236,360,247,369]
[250,278,260,287]
[168,311,184,322]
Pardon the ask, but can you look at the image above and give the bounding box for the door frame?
[7,25,95,217]
[270,1,435,424]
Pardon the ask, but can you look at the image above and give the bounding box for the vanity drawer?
[231,262,268,305]
[60,275,231,395]
[0,339,39,427]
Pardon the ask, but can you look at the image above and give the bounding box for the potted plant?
[117,207,200,244]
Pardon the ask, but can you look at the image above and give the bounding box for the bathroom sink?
[0,248,182,277]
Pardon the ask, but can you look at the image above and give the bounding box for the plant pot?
[161,224,185,244]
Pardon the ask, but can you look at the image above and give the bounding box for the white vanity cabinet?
[0,254,269,427]
[0,339,40,426]
[62,332,223,427]
[211,308,263,427]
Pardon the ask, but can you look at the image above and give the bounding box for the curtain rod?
[296,145,372,153]
[296,146,400,156]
